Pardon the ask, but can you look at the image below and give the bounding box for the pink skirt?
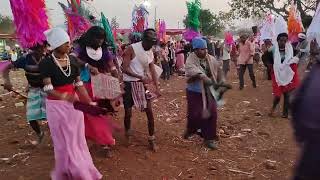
[176,54,185,70]
[46,99,102,180]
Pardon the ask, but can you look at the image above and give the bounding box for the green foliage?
[0,15,14,34]
[228,0,318,28]
[183,9,224,36]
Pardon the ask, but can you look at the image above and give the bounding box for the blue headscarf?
[192,37,207,49]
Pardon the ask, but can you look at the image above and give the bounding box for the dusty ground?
[0,65,299,180]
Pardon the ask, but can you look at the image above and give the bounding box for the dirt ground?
[0,65,299,180]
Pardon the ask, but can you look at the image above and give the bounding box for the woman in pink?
[175,41,185,72]
[40,28,102,180]
[237,34,257,90]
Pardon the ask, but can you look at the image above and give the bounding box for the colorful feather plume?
[59,0,92,41]
[9,0,50,48]
[288,2,304,43]
[156,20,166,43]
[183,0,201,41]
[101,13,116,50]
[132,4,149,33]
[224,31,234,45]
[307,3,320,45]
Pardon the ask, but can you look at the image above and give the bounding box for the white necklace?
[52,53,71,77]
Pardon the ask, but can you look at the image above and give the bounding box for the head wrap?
[44,28,70,50]
[192,37,207,49]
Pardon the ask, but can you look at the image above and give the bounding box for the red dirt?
[0,66,299,180]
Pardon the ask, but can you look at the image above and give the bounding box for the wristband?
[43,84,54,92]
[75,81,84,87]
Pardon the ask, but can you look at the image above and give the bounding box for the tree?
[0,15,14,34]
[228,0,319,28]
[183,9,224,36]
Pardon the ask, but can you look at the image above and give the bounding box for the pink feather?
[9,0,49,48]
[183,29,200,42]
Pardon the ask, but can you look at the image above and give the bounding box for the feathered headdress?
[307,3,320,45]
[132,4,149,33]
[156,20,166,43]
[59,0,92,41]
[224,31,234,45]
[183,0,201,41]
[260,13,276,41]
[101,13,116,50]
[9,0,50,48]
[288,2,304,43]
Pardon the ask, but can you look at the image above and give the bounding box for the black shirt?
[261,51,274,66]
[39,55,80,87]
[13,54,44,87]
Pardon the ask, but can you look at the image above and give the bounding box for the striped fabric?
[131,82,147,111]
[26,87,47,121]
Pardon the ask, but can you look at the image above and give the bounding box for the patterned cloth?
[26,87,46,121]
[131,81,147,110]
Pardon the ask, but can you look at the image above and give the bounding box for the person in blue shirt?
[2,42,48,144]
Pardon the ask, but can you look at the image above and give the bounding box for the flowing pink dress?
[175,47,185,70]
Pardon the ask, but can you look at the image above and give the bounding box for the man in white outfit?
[122,29,160,151]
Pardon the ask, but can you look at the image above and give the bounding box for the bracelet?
[75,81,84,87]
[43,84,54,92]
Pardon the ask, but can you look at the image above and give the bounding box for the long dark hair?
[77,26,107,49]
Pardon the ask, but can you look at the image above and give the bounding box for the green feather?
[101,12,116,50]
[186,0,201,31]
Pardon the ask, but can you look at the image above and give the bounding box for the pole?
[154,6,157,28]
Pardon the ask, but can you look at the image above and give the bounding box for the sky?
[0,0,230,29]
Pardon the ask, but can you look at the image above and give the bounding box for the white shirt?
[123,42,154,82]
[11,53,18,62]
[222,45,231,60]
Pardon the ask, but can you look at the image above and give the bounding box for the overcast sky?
[1,0,230,28]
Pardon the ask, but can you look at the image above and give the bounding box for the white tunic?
[123,42,154,82]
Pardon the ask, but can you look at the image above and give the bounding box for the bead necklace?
[52,53,71,77]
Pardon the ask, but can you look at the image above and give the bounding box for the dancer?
[261,39,273,80]
[295,33,310,74]
[159,42,170,80]
[269,33,299,118]
[3,43,48,144]
[72,26,119,154]
[230,42,239,75]
[221,42,231,78]
[40,27,102,180]
[122,29,160,151]
[184,37,226,150]
[4,0,50,144]
[238,34,257,90]
[175,41,186,75]
[291,39,320,180]
[168,42,176,75]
